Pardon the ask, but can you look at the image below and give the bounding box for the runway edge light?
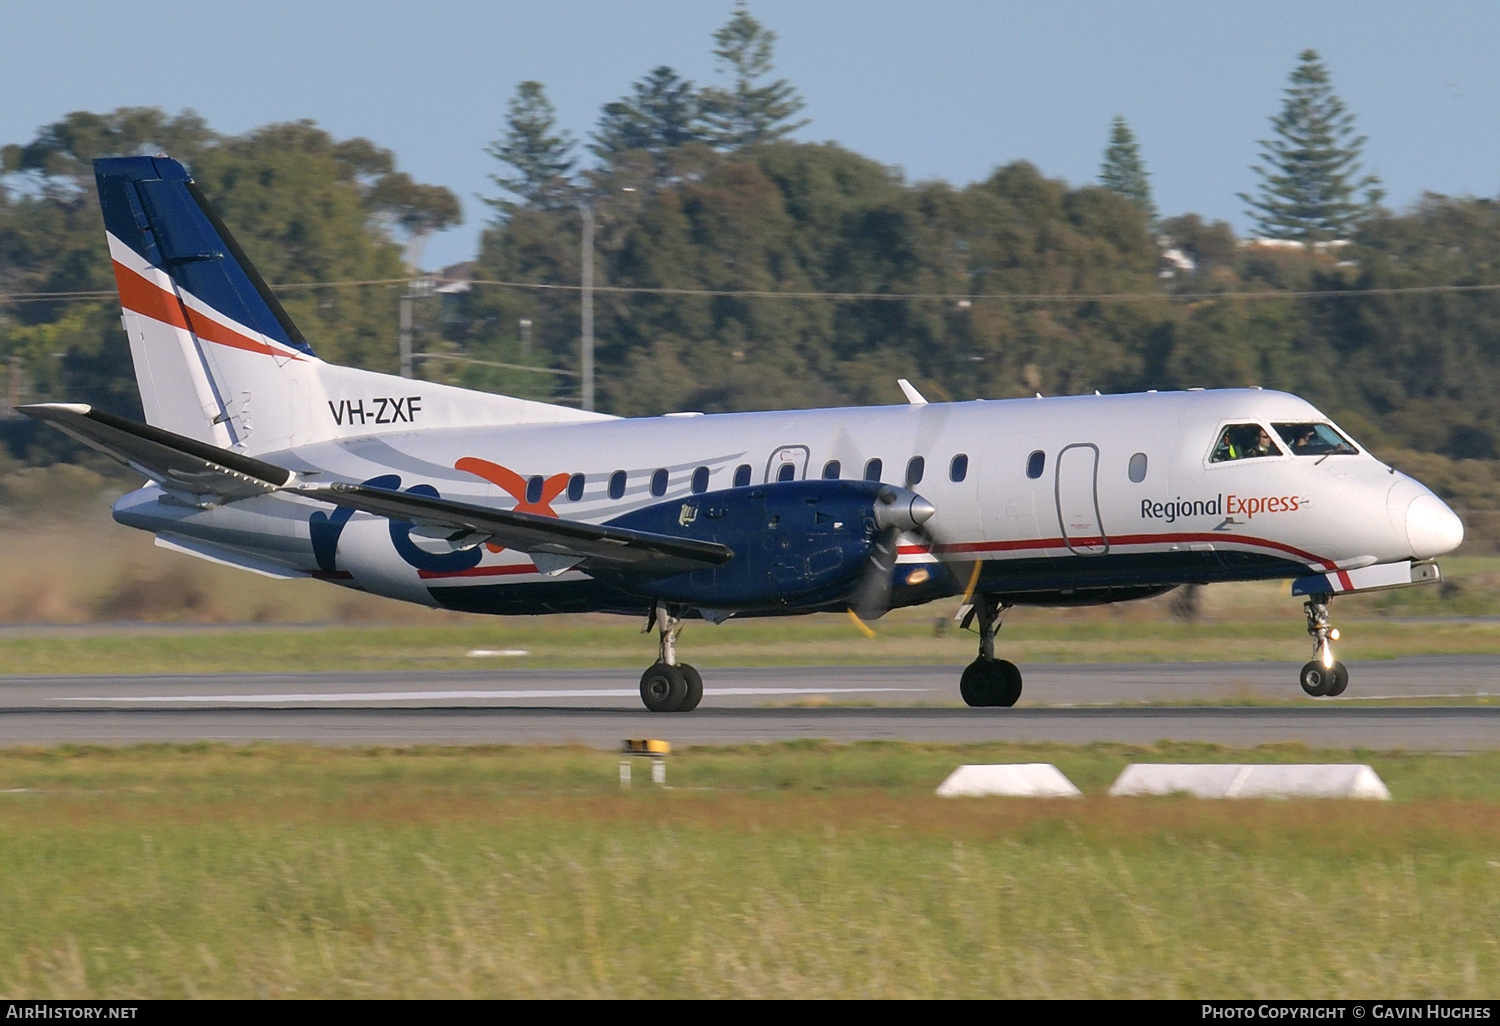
[620,739,671,788]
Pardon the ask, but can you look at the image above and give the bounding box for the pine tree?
[484,81,577,217]
[700,3,809,150]
[1099,116,1156,223]
[1240,49,1382,242]
[590,66,706,164]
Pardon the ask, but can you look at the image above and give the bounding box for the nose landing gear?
[639,604,703,713]
[1299,593,1349,697]
[958,596,1023,707]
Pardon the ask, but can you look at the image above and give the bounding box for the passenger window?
[1211,424,1284,463]
[1128,453,1148,483]
[691,466,710,494]
[777,462,796,482]
[1272,422,1358,456]
[1026,451,1045,479]
[822,460,841,479]
[733,464,751,488]
[905,456,925,487]
[525,475,544,504]
[608,470,627,500]
[864,458,883,482]
[650,468,669,496]
[950,454,968,483]
[567,473,585,502]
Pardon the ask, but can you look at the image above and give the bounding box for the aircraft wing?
[290,481,734,572]
[17,403,290,502]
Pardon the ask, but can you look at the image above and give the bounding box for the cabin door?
[764,445,810,482]
[1055,443,1108,555]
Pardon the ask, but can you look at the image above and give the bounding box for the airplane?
[19,155,1465,712]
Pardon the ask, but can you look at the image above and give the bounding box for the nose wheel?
[639,604,703,712]
[1299,593,1349,697]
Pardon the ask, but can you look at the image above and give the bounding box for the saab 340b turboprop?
[19,156,1466,711]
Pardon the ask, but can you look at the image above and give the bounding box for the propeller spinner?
[850,486,937,624]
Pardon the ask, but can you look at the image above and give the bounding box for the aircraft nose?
[1405,493,1464,558]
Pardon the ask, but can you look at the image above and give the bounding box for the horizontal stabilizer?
[292,481,734,572]
[19,403,291,503]
[155,533,303,579]
[24,403,733,573]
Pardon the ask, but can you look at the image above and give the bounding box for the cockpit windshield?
[1210,424,1283,462]
[1272,422,1358,456]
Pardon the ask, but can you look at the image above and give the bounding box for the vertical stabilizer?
[94,155,608,455]
[96,156,316,447]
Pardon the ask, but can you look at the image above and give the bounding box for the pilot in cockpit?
[1212,424,1281,462]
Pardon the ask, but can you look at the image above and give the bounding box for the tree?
[590,66,707,166]
[1240,49,1383,242]
[366,172,463,269]
[700,3,809,150]
[484,82,577,217]
[1099,116,1156,223]
[0,109,454,448]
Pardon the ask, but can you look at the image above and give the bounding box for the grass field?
[0,741,1496,999]
[7,613,1500,679]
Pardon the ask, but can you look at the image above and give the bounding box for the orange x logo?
[455,456,571,553]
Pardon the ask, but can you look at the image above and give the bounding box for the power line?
[465,278,1500,303]
[412,352,579,377]
[8,277,1500,307]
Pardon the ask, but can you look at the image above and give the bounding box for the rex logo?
[455,457,570,553]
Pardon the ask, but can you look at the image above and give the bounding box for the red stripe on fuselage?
[112,260,302,361]
[900,531,1338,572]
[417,563,540,580]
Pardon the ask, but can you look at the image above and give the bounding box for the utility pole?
[580,199,594,411]
[398,276,434,379]
[398,291,413,378]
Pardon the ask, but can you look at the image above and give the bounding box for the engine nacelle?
[598,479,929,612]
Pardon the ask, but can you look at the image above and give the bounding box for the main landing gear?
[639,604,703,713]
[958,595,1023,707]
[1298,592,1349,698]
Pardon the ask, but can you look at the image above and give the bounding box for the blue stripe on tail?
[94,156,315,356]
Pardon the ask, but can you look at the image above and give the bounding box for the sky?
[6,1,1500,269]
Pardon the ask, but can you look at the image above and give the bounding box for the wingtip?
[16,402,93,419]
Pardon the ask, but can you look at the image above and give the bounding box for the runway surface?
[1,656,1497,750]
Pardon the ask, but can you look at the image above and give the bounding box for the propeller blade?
[850,525,901,622]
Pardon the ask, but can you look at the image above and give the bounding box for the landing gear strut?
[959,595,1023,707]
[1299,593,1349,697]
[639,604,703,713]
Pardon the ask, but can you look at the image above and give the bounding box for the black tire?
[678,663,704,712]
[961,660,1020,707]
[640,663,688,712]
[960,661,992,707]
[1299,661,1331,697]
[997,659,1024,707]
[1326,661,1350,697]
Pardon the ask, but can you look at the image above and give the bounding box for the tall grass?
[0,743,1496,998]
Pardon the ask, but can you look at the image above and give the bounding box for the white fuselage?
[112,387,1462,618]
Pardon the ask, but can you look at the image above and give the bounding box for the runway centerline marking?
[52,686,937,704]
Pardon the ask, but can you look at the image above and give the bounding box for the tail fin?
[95,156,606,454]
